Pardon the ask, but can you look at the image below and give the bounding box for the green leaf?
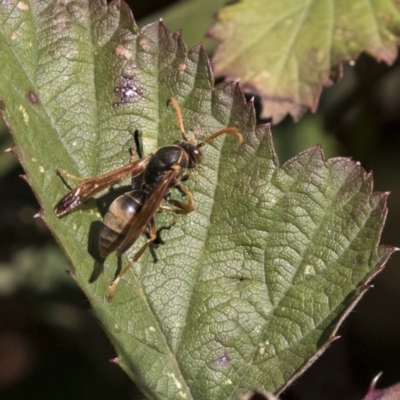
[0,1,395,399]
[209,0,400,123]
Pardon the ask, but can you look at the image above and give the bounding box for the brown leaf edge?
[208,4,400,123]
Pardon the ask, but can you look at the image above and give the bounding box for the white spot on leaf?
[17,1,28,10]
[19,105,29,125]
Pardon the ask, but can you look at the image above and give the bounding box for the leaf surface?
[209,0,400,123]
[0,1,395,398]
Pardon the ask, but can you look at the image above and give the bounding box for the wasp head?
[176,141,204,168]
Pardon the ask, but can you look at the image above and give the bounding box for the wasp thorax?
[143,143,194,190]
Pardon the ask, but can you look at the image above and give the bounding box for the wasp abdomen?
[99,190,147,258]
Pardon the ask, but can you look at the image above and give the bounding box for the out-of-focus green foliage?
[209,0,400,123]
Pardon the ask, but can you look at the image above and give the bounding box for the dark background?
[1,1,399,399]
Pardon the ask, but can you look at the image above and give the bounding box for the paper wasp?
[55,98,243,300]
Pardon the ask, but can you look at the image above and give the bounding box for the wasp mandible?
[55,98,243,300]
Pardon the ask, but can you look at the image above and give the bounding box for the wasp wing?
[116,169,179,256]
[55,158,149,217]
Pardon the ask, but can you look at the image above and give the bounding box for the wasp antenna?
[203,127,243,146]
[167,97,186,139]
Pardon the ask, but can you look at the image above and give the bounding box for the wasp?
[55,98,243,300]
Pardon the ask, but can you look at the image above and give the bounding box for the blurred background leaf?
[209,0,400,123]
[138,0,225,53]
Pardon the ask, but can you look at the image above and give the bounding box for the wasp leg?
[166,184,194,215]
[56,169,86,182]
[56,147,138,183]
[107,217,157,302]
[167,97,186,139]
[128,147,139,162]
[180,173,190,182]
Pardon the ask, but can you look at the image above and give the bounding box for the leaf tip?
[172,29,182,39]
[19,174,28,183]
[364,283,374,291]
[381,245,399,262]
[4,146,17,157]
[370,371,383,390]
[33,209,44,219]
[109,357,120,364]
[156,17,167,31]
[65,270,76,280]
[190,42,205,55]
